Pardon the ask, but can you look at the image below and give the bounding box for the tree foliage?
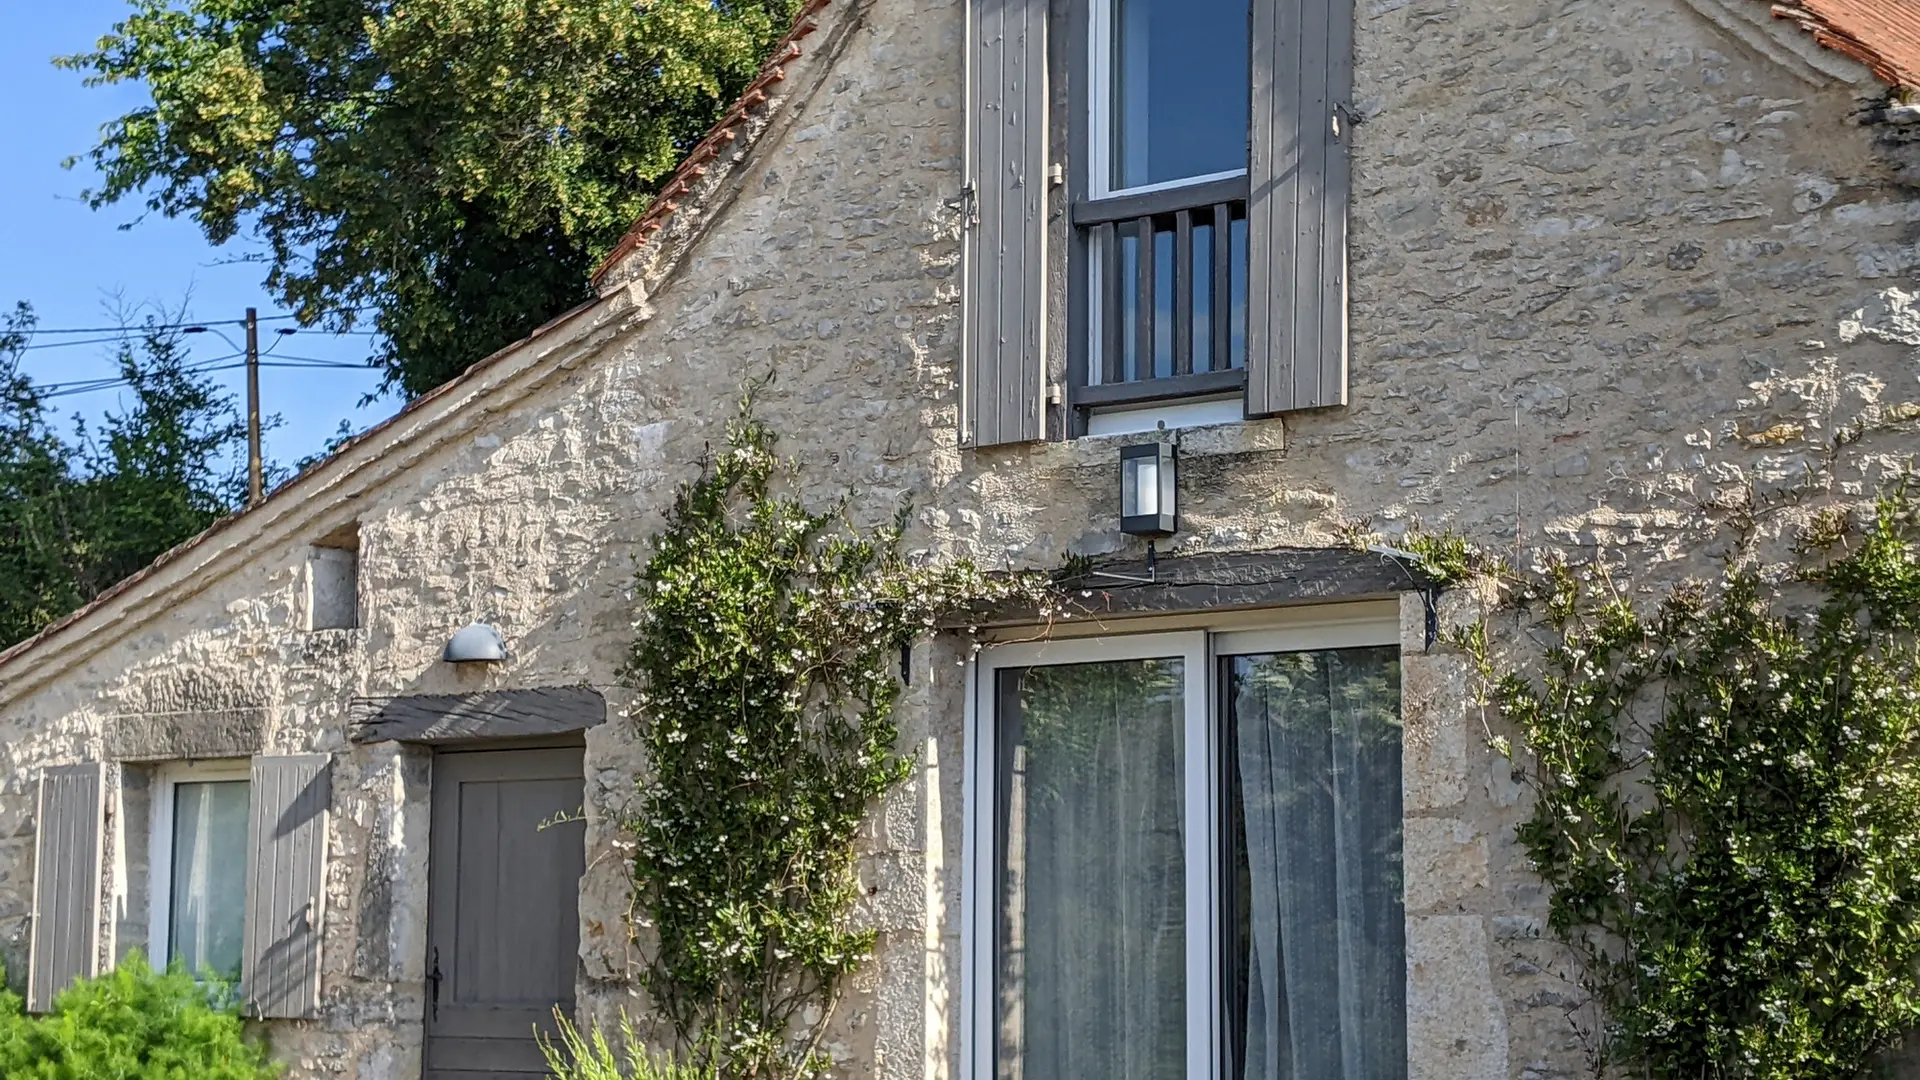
[0,303,248,649]
[61,0,799,398]
[1466,497,1920,1078]
[622,394,1053,1078]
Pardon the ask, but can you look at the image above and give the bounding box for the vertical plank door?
[424,747,586,1080]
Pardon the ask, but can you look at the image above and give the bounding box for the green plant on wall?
[619,393,1050,1079]
[1461,494,1920,1079]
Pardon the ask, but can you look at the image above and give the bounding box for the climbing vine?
[1461,494,1920,1078]
[621,395,1051,1079]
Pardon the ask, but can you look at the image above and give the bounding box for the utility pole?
[245,307,262,506]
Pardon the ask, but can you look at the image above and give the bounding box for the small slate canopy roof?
[1773,0,1920,88]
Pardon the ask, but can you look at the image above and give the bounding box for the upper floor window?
[1096,0,1250,197]
[959,0,1352,447]
[1075,0,1255,430]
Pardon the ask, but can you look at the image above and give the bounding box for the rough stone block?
[1405,816,1490,912]
[1408,915,1508,1080]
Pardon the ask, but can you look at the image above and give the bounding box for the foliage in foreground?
[0,953,278,1079]
[541,1010,713,1080]
[62,0,799,398]
[622,395,1051,1079]
[0,302,250,650]
[1467,496,1920,1078]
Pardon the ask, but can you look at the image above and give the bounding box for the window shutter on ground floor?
[1247,0,1354,416]
[242,754,331,1020]
[962,0,1049,447]
[26,763,105,1013]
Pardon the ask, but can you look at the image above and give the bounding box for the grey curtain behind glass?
[170,779,250,980]
[996,659,1187,1080]
[1230,646,1404,1080]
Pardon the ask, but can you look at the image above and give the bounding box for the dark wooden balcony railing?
[1074,174,1249,408]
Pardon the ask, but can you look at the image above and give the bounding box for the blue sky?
[0,1,393,470]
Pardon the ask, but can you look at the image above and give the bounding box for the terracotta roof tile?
[1773,0,1920,89]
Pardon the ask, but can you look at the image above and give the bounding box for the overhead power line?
[22,307,378,336]
[28,353,375,400]
[21,326,381,351]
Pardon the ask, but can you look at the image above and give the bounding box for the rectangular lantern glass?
[1121,442,1177,537]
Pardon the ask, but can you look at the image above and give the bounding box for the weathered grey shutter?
[242,754,330,1019]
[961,0,1048,447]
[1247,0,1354,415]
[26,763,105,1012]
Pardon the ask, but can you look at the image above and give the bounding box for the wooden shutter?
[242,754,331,1019]
[1247,0,1354,415]
[961,0,1048,447]
[26,763,105,1012]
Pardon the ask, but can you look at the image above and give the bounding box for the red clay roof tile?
[1774,0,1920,89]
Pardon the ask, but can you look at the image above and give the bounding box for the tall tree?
[0,306,249,649]
[60,0,798,399]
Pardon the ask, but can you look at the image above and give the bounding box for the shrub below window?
[0,952,278,1079]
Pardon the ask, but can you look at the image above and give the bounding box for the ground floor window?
[970,613,1406,1080]
[150,761,251,981]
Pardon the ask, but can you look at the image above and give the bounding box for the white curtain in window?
[996,659,1187,1080]
[1231,647,1404,1080]
[169,779,250,980]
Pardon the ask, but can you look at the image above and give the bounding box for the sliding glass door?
[972,624,1405,1080]
[1223,646,1404,1080]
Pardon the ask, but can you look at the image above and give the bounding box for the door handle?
[427,947,443,1021]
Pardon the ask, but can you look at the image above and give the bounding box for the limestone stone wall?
[0,0,1917,1077]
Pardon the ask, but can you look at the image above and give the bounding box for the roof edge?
[0,0,876,705]
[590,0,848,288]
[0,292,636,705]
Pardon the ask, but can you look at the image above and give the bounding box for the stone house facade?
[1,0,1918,1077]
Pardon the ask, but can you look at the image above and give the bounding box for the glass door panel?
[993,657,1189,1080]
[1222,646,1406,1080]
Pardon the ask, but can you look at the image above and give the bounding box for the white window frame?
[148,759,252,972]
[1087,0,1250,201]
[961,604,1401,1080]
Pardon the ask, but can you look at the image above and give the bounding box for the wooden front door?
[425,747,586,1079]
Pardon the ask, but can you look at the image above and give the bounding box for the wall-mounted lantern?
[443,622,508,663]
[1120,441,1177,538]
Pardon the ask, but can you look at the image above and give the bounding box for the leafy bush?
[540,1011,712,1080]
[1467,495,1920,1078]
[621,394,1055,1078]
[0,952,279,1079]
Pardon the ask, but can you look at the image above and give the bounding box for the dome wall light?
[443,622,509,663]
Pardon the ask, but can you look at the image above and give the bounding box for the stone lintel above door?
[349,686,606,744]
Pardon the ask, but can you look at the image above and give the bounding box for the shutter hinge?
[1048,163,1065,187]
[1332,102,1367,140]
[953,182,980,229]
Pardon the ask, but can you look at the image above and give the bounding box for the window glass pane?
[995,659,1186,1080]
[1111,0,1250,191]
[169,779,249,981]
[1224,647,1405,1080]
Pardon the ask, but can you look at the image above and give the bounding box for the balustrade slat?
[1212,203,1233,376]
[1135,215,1155,384]
[1174,210,1193,377]
[1097,222,1122,386]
